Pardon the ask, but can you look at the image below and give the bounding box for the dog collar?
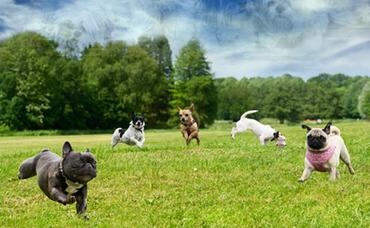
[59,161,83,189]
[130,122,144,133]
[133,126,143,133]
[183,120,196,128]
[306,145,336,172]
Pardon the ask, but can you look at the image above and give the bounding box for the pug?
[178,104,200,145]
[299,122,355,182]
[18,141,97,216]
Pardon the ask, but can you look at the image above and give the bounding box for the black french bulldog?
[18,141,97,216]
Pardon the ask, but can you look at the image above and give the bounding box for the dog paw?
[349,167,355,175]
[80,214,89,220]
[298,178,305,183]
[65,195,76,204]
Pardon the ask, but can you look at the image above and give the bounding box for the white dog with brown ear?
[231,110,283,145]
[299,122,355,182]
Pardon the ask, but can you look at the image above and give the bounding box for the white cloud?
[1,0,370,78]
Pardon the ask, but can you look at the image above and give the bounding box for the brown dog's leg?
[182,131,189,145]
[188,132,200,145]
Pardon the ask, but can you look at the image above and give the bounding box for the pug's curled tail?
[330,126,341,136]
[17,150,47,179]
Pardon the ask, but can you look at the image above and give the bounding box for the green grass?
[0,121,369,227]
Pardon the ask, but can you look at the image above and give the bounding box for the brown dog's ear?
[323,122,332,134]
[189,103,195,112]
[301,125,312,132]
[177,107,181,112]
[63,141,73,158]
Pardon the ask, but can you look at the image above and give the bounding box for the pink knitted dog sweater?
[306,145,336,172]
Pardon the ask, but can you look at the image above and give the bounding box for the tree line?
[0,32,369,130]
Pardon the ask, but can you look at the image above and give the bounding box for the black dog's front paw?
[79,214,89,220]
[64,195,76,205]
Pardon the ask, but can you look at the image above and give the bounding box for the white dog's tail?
[240,110,258,119]
[330,126,341,136]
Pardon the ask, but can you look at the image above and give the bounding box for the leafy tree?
[358,80,370,119]
[343,76,369,118]
[215,77,255,121]
[304,75,346,119]
[138,35,172,79]
[81,41,168,128]
[174,39,211,81]
[170,39,217,127]
[265,75,305,123]
[0,32,61,129]
[138,35,173,126]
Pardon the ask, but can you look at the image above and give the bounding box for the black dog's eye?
[72,163,83,168]
[185,114,188,117]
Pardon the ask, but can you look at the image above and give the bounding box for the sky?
[1,0,370,78]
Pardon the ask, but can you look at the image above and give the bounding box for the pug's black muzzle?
[307,136,325,150]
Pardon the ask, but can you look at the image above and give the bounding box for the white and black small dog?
[112,113,145,148]
[231,110,284,145]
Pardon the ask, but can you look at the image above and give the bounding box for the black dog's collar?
[58,161,65,178]
[59,161,83,186]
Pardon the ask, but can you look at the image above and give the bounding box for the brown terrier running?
[178,104,200,145]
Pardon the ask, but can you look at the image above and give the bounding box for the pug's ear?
[189,103,195,112]
[62,141,73,158]
[301,125,312,132]
[323,122,332,134]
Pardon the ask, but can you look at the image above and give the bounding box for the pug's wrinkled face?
[178,104,194,125]
[62,142,97,184]
[302,122,331,151]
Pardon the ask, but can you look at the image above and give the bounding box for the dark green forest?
[0,32,369,130]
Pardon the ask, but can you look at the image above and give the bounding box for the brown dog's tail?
[330,126,341,136]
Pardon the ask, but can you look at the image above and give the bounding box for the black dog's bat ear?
[301,125,312,132]
[62,141,73,158]
[86,148,90,153]
[323,122,332,134]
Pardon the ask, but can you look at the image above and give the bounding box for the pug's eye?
[185,114,188,117]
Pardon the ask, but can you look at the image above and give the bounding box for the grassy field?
[0,121,369,227]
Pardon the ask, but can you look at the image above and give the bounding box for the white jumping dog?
[231,110,282,145]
